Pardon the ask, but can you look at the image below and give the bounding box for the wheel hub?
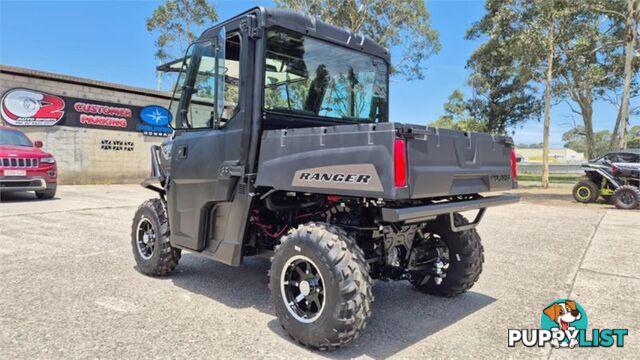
[299,280,311,296]
[136,217,156,260]
[578,187,590,198]
[280,255,325,323]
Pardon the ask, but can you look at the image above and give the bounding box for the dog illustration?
[543,300,582,348]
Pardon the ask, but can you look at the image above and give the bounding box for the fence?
[517,163,584,174]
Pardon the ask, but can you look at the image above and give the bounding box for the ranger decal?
[292,164,383,192]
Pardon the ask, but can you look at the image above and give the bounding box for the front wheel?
[572,180,599,203]
[270,222,373,350]
[131,199,181,276]
[411,214,484,297]
[35,185,56,200]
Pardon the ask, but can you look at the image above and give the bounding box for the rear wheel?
[572,180,599,203]
[131,199,181,276]
[270,222,372,350]
[612,185,640,210]
[411,214,484,297]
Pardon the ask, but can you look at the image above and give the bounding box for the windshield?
[0,129,32,147]
[264,29,388,123]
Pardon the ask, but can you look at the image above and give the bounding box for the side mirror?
[34,140,43,148]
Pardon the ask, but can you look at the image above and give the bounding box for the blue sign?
[138,105,172,136]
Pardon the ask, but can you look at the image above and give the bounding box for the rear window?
[264,29,388,123]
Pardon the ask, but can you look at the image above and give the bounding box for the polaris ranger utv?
[131,7,519,350]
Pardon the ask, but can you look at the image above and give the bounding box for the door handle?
[176,145,188,159]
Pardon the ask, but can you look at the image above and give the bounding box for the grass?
[517,174,583,184]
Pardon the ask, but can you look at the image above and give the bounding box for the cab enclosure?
[145,7,518,268]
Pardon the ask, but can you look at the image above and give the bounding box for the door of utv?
[167,25,248,254]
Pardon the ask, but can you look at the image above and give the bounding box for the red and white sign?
[73,102,130,128]
[0,89,65,126]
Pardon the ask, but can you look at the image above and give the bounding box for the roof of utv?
[613,149,640,154]
[199,7,391,63]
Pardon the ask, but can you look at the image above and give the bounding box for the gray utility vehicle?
[131,7,519,350]
[572,149,640,204]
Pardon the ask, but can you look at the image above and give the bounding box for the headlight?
[40,157,56,164]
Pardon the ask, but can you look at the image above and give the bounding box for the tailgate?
[400,125,515,199]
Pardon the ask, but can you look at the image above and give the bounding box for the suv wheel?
[411,214,484,297]
[131,199,181,276]
[35,186,56,200]
[270,222,372,350]
[572,180,599,203]
[612,185,640,210]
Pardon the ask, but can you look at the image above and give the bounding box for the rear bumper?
[0,177,52,192]
[381,194,520,222]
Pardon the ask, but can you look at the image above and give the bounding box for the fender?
[584,168,621,189]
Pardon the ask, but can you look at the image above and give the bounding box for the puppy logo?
[544,300,581,330]
[0,88,65,126]
[541,299,587,348]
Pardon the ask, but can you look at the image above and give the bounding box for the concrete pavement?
[0,185,637,359]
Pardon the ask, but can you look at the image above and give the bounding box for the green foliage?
[146,0,218,61]
[273,0,441,80]
[627,125,640,148]
[562,126,612,158]
[430,90,483,131]
[465,0,543,134]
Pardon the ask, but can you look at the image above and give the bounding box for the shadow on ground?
[0,191,59,203]
[170,254,496,359]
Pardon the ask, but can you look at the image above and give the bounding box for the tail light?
[510,149,518,182]
[611,164,618,174]
[394,138,407,187]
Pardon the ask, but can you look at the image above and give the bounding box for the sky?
[0,0,635,147]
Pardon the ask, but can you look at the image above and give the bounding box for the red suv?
[0,125,57,199]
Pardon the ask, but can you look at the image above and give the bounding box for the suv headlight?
[40,157,56,164]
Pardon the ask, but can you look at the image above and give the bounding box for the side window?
[190,47,217,128]
[221,33,241,124]
[602,153,615,162]
[168,41,217,129]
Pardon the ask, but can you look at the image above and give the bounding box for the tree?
[273,0,441,80]
[562,126,612,157]
[552,2,624,159]
[595,0,640,150]
[146,0,218,62]
[466,1,543,134]
[429,90,483,131]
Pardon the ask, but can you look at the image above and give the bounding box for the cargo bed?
[255,122,516,200]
